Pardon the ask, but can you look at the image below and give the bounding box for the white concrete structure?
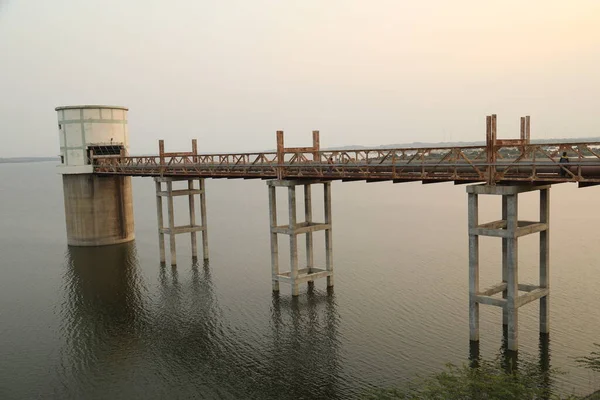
[56,105,129,174]
[55,105,135,246]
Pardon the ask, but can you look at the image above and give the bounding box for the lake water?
[1,161,600,399]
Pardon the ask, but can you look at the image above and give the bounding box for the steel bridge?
[92,116,600,186]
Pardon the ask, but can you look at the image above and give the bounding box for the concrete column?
[167,180,176,266]
[324,182,333,287]
[269,185,280,292]
[468,192,479,341]
[188,180,198,259]
[288,186,299,296]
[304,184,314,272]
[200,179,209,260]
[155,179,166,264]
[506,194,519,351]
[540,188,550,333]
[502,195,508,325]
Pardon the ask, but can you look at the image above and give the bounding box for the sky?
[1,0,599,157]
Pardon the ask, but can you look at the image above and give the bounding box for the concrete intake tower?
[56,105,135,246]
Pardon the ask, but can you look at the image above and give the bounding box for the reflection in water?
[539,333,551,397]
[59,242,147,398]
[500,325,519,372]
[267,286,342,399]
[59,247,342,399]
[469,340,480,369]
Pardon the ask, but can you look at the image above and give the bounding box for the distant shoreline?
[0,157,58,164]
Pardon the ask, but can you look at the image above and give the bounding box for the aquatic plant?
[362,357,579,400]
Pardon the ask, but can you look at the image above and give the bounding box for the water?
[1,161,600,399]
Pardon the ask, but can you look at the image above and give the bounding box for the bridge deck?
[92,141,600,185]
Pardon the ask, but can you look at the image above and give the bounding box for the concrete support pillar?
[167,180,177,266]
[468,192,479,342]
[324,182,334,287]
[268,180,333,296]
[155,180,166,264]
[305,184,314,273]
[506,194,519,351]
[540,188,550,333]
[288,185,299,296]
[502,196,508,325]
[188,180,198,259]
[154,177,209,266]
[269,185,280,292]
[466,184,551,352]
[199,178,209,260]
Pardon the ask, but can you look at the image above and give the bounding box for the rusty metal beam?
[366,179,392,183]
[422,179,452,184]
[454,180,484,185]
[579,182,600,188]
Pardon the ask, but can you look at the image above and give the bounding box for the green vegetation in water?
[362,356,582,400]
[576,344,600,373]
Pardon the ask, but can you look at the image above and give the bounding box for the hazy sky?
[1,0,599,157]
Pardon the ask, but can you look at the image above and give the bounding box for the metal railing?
[92,141,600,184]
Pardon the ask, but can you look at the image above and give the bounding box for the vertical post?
[288,186,299,296]
[520,117,526,141]
[276,131,284,180]
[312,130,320,162]
[304,184,314,272]
[155,179,166,264]
[167,180,176,266]
[188,180,198,259]
[324,182,334,287]
[192,139,198,163]
[269,185,280,292]
[486,116,492,184]
[540,188,550,333]
[468,192,479,341]
[159,140,165,165]
[525,116,531,143]
[506,193,519,351]
[502,195,508,325]
[199,178,209,260]
[490,114,497,183]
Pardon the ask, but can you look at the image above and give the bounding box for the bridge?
[55,106,600,352]
[92,123,600,186]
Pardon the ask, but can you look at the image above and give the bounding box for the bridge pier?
[468,184,550,351]
[268,180,333,296]
[155,177,208,266]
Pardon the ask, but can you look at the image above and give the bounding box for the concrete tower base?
[62,174,135,246]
